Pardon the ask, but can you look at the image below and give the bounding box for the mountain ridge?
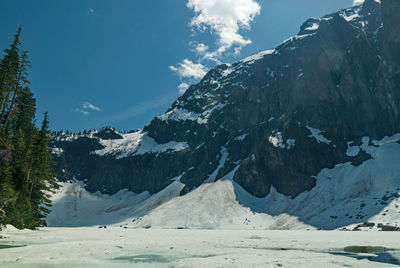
[50,0,400,229]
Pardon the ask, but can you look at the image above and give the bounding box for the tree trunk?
[0,90,10,125]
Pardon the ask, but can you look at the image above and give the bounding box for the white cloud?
[178,83,190,94]
[353,0,364,5]
[169,59,207,80]
[187,0,261,56]
[170,0,260,93]
[72,101,103,116]
[88,9,95,15]
[82,101,102,112]
[195,43,209,54]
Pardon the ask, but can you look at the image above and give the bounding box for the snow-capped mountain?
[49,0,400,230]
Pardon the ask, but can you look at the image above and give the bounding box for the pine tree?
[2,51,31,136]
[28,112,58,225]
[13,87,36,133]
[0,28,58,229]
[0,27,22,138]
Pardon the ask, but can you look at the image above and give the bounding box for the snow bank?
[236,133,400,230]
[130,180,312,230]
[94,130,189,159]
[129,134,400,230]
[46,180,184,227]
[49,134,400,230]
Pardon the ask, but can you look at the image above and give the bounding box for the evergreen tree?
[0,164,16,222]
[0,28,58,229]
[28,112,58,225]
[2,51,30,136]
[0,27,21,138]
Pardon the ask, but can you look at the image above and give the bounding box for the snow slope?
[129,180,312,230]
[47,134,400,230]
[127,134,400,230]
[235,134,400,230]
[46,180,184,227]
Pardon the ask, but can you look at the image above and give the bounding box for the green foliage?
[0,27,57,229]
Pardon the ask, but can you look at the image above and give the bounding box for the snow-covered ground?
[0,227,399,267]
[129,180,312,230]
[46,180,185,227]
[47,133,400,230]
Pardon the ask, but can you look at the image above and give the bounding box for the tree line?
[0,27,58,229]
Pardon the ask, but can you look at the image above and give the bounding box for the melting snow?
[94,130,189,159]
[235,134,248,141]
[240,49,275,64]
[3,228,400,268]
[341,12,362,22]
[204,147,228,183]
[305,23,319,31]
[269,132,295,150]
[221,66,234,77]
[158,108,201,123]
[158,105,224,125]
[306,126,332,144]
[286,139,296,150]
[51,147,64,156]
[346,141,361,157]
[269,132,284,148]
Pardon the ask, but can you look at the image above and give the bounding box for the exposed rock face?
[52,0,400,198]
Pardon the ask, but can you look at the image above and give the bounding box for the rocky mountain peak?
[52,0,399,204]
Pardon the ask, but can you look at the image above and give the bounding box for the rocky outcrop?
[52,0,400,199]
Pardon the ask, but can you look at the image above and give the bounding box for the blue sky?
[0,0,355,132]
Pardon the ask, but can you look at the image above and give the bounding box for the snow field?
[0,228,399,267]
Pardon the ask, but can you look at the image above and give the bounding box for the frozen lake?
[0,227,400,267]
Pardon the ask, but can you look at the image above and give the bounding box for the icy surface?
[1,228,400,267]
